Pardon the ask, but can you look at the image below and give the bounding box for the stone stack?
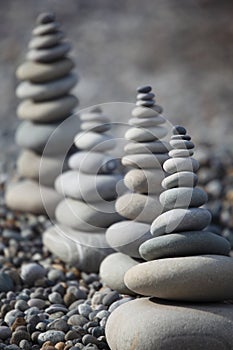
[6,12,79,217]
[106,126,233,350]
[100,86,170,294]
[43,107,123,272]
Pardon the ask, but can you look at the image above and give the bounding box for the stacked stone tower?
[6,12,79,217]
[100,86,170,294]
[106,126,233,350]
[43,107,123,273]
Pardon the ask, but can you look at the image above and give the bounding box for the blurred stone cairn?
[43,107,124,272]
[5,12,79,217]
[100,86,170,294]
[106,126,233,350]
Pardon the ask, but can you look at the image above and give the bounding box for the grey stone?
[106,298,233,350]
[163,157,199,174]
[122,153,168,169]
[37,330,65,344]
[69,152,117,174]
[151,208,212,236]
[162,171,198,189]
[132,106,162,118]
[125,126,167,142]
[33,22,60,36]
[21,263,46,285]
[81,121,111,133]
[129,115,165,127]
[137,92,155,100]
[80,112,109,123]
[160,187,208,209]
[124,141,170,154]
[137,85,152,93]
[0,272,14,292]
[124,255,233,301]
[28,32,64,49]
[74,131,116,152]
[169,149,194,157]
[0,326,11,340]
[124,168,164,194]
[27,299,46,309]
[139,231,231,260]
[170,139,195,149]
[27,42,71,63]
[36,12,55,25]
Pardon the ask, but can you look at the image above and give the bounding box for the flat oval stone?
[122,154,168,169]
[74,131,116,152]
[170,139,194,149]
[27,42,71,63]
[106,298,233,350]
[129,115,166,127]
[162,171,198,189]
[55,170,121,202]
[139,232,231,260]
[160,187,208,209]
[125,126,167,142]
[151,208,212,236]
[36,12,55,24]
[100,253,138,295]
[33,22,60,35]
[16,74,77,102]
[16,58,74,83]
[136,100,155,107]
[6,180,61,218]
[17,95,78,123]
[124,168,164,194]
[106,221,151,258]
[137,85,152,93]
[124,255,233,301]
[137,92,155,100]
[163,157,199,174]
[43,225,112,273]
[131,106,160,118]
[169,149,194,157]
[81,121,111,133]
[28,32,64,49]
[124,141,170,154]
[80,112,109,123]
[56,198,122,232]
[116,193,162,224]
[69,152,117,174]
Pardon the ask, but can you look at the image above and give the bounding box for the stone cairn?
[106,126,233,350]
[43,107,123,273]
[100,86,170,294]
[6,12,79,218]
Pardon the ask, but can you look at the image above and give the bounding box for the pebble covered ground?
[0,146,232,349]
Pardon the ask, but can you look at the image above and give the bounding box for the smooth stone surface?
[27,42,71,62]
[162,171,198,189]
[170,139,194,149]
[125,126,167,142]
[122,153,168,169]
[139,231,231,260]
[125,255,233,301]
[169,149,194,157]
[69,152,117,174]
[21,263,46,285]
[16,116,80,156]
[17,150,65,187]
[137,85,152,93]
[16,58,74,83]
[0,273,14,292]
[129,115,165,127]
[55,170,121,202]
[137,92,155,100]
[6,180,61,217]
[151,208,212,236]
[56,198,122,232]
[106,221,151,258]
[16,74,77,102]
[124,168,164,194]
[163,157,199,174]
[116,193,162,224]
[74,131,116,152]
[132,105,163,118]
[124,141,170,154]
[28,32,64,49]
[106,298,233,350]
[81,121,111,133]
[100,253,138,295]
[160,187,208,209]
[17,95,78,123]
[43,224,113,273]
[33,22,60,36]
[80,112,109,123]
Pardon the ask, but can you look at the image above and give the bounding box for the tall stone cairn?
[6,12,80,218]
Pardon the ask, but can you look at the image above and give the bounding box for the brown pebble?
[11,317,26,331]
[41,341,55,350]
[55,342,65,350]
[63,292,76,306]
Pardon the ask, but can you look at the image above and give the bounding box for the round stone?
[139,232,231,260]
[5,180,61,217]
[21,263,46,285]
[36,12,55,24]
[125,126,167,142]
[116,193,162,224]
[151,208,212,236]
[27,42,71,63]
[37,330,65,344]
[74,131,116,152]
[159,187,208,209]
[163,157,199,174]
[28,32,64,49]
[124,141,170,154]
[17,95,78,123]
[124,255,233,301]
[137,92,155,100]
[56,198,122,232]
[122,153,168,169]
[16,74,77,102]
[169,149,194,157]
[106,298,233,350]
[162,171,198,189]
[131,106,160,119]
[170,139,194,149]
[81,121,111,133]
[16,58,74,83]
[129,115,166,127]
[43,225,113,273]
[124,168,164,194]
[137,86,152,93]
[106,220,151,258]
[55,170,121,202]
[172,125,187,135]
[33,22,60,36]
[69,152,117,174]
[100,253,138,295]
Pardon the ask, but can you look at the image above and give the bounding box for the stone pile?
[43,107,123,273]
[106,126,233,350]
[100,86,169,294]
[6,12,79,218]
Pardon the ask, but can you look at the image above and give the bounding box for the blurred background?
[0,0,233,170]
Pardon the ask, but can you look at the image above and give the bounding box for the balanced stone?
[129,115,165,126]
[163,157,199,174]
[80,111,109,123]
[162,171,198,189]
[74,131,116,152]
[139,232,231,260]
[33,22,60,36]
[159,187,208,209]
[27,42,71,62]
[124,168,164,194]
[122,153,168,169]
[69,152,117,174]
[124,141,170,154]
[169,149,194,157]
[125,126,167,142]
[81,121,111,133]
[124,255,233,301]
[36,12,55,24]
[170,139,194,149]
[28,32,64,49]
[132,105,163,118]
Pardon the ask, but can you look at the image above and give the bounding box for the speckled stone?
[124,168,164,194]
